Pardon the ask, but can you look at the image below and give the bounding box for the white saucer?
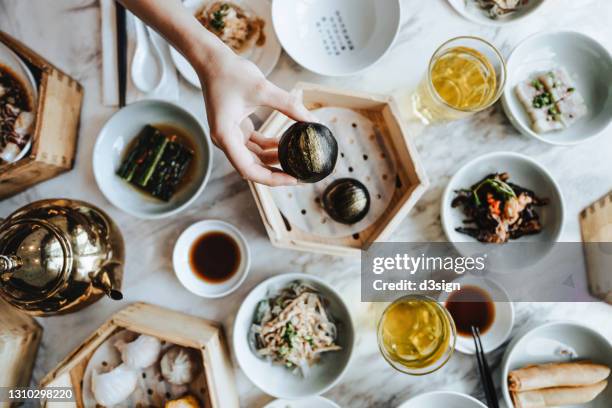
[171,0,282,88]
[172,220,250,298]
[439,276,514,354]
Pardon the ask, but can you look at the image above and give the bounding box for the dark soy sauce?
[189,231,240,283]
[445,285,495,336]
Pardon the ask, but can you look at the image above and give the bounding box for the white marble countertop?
[1,0,611,407]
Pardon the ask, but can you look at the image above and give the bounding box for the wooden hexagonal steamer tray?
[249,83,429,256]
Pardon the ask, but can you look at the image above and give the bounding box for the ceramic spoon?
[131,16,162,93]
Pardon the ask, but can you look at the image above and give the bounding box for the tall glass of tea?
[409,36,506,124]
[377,295,456,375]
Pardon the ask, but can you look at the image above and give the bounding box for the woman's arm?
[117,0,313,186]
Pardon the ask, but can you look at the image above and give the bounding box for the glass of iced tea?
[409,36,506,124]
[377,295,456,375]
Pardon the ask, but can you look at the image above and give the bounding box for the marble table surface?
[1,0,611,407]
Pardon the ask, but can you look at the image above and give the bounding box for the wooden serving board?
[580,191,612,303]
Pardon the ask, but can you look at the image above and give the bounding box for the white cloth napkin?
[101,0,180,106]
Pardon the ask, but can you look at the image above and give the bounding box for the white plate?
[173,220,250,298]
[262,396,340,408]
[398,391,487,408]
[233,273,355,399]
[439,276,514,354]
[447,0,546,26]
[441,152,564,270]
[93,100,213,219]
[0,41,38,163]
[501,322,612,408]
[272,0,401,76]
[502,31,612,145]
[171,0,282,88]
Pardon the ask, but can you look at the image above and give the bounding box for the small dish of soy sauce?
[439,276,514,355]
[173,220,250,298]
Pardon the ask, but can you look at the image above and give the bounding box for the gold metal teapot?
[0,199,124,316]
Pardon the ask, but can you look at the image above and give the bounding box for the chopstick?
[472,326,500,408]
[115,1,127,107]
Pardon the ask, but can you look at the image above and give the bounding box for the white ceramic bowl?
[93,100,213,219]
[272,0,401,76]
[439,276,514,354]
[398,391,487,408]
[173,220,250,298]
[262,396,340,408]
[447,0,545,26]
[502,31,612,145]
[501,322,612,408]
[0,40,38,163]
[233,273,355,399]
[171,0,282,87]
[441,152,564,270]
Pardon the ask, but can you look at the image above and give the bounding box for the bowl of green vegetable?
[93,100,213,219]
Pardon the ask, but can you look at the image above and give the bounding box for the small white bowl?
[441,152,564,269]
[447,0,545,26]
[262,396,340,408]
[93,100,213,219]
[439,276,514,354]
[272,0,401,76]
[501,322,612,408]
[398,391,487,408]
[233,273,354,399]
[502,31,612,145]
[173,220,250,298]
[171,0,282,88]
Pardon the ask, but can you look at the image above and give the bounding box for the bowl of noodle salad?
[233,273,354,399]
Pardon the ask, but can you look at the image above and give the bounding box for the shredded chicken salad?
[249,281,341,376]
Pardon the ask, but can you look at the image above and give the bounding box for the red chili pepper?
[487,193,501,216]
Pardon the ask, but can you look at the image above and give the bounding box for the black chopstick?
[472,326,500,408]
[115,1,127,107]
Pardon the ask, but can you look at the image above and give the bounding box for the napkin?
[100,0,180,106]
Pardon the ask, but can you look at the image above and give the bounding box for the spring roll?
[511,380,608,408]
[508,361,610,391]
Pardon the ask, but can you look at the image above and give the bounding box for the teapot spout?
[91,265,123,300]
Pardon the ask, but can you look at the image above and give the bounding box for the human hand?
[195,48,314,186]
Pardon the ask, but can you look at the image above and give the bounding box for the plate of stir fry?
[442,152,564,245]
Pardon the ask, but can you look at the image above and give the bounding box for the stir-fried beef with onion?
[249,281,341,376]
[452,172,549,243]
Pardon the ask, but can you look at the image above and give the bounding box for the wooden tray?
[249,82,429,256]
[580,191,612,303]
[0,30,83,199]
[41,303,239,408]
[0,299,42,408]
